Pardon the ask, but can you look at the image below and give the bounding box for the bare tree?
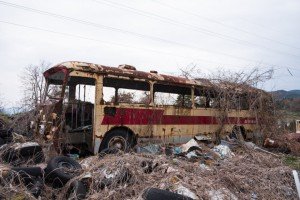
[110,91,135,104]
[20,61,51,111]
[180,65,277,143]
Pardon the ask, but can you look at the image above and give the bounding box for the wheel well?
[100,126,137,148]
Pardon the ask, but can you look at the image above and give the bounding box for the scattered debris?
[0,136,299,199]
[213,144,234,159]
[292,170,300,199]
[136,144,161,154]
[180,139,200,153]
[175,184,199,199]
[208,188,238,200]
[263,133,300,156]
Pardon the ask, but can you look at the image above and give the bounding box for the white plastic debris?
[194,135,212,141]
[208,188,238,200]
[186,151,198,159]
[175,184,199,199]
[166,166,178,173]
[13,142,40,150]
[82,172,92,179]
[213,145,234,159]
[181,139,199,152]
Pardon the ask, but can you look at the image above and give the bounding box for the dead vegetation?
[0,145,297,200]
[75,149,296,200]
[181,66,280,143]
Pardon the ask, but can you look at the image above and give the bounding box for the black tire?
[0,137,4,146]
[0,128,12,138]
[66,180,87,200]
[45,156,82,188]
[142,188,193,200]
[100,129,134,152]
[1,144,44,166]
[11,167,44,184]
[98,147,120,159]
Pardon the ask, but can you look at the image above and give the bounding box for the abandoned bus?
[36,61,260,154]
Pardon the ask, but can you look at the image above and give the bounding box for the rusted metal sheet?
[44,61,263,95]
[44,61,204,87]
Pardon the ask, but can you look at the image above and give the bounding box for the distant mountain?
[271,90,300,100]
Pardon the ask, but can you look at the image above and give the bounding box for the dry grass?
[0,144,298,200]
[59,148,297,199]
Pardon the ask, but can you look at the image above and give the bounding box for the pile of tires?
[1,142,44,166]
[45,156,82,187]
[5,155,87,199]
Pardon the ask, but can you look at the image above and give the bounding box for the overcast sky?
[0,0,299,108]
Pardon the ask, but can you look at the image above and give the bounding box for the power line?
[0,0,287,66]
[90,0,300,58]
[150,0,300,51]
[237,17,299,39]
[0,20,255,70]
[2,19,295,76]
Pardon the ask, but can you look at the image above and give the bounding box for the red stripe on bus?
[101,108,257,125]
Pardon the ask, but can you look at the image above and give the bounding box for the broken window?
[194,87,215,108]
[75,85,95,104]
[154,83,192,108]
[239,95,249,110]
[103,86,115,104]
[47,84,62,99]
[194,87,207,108]
[103,77,150,105]
[65,77,95,129]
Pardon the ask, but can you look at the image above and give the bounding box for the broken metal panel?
[48,61,202,87]
[46,62,265,97]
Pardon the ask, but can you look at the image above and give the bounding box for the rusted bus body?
[98,106,256,142]
[41,61,259,154]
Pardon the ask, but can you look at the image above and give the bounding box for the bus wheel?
[100,129,133,152]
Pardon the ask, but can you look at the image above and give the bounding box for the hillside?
[271,90,300,120]
[271,90,300,100]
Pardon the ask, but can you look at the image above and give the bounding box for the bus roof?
[45,61,261,93]
[46,61,205,86]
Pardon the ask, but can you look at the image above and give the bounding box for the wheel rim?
[108,136,127,151]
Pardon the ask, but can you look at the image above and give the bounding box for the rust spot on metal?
[46,61,201,87]
[150,70,158,74]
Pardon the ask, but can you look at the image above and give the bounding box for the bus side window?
[240,95,250,110]
[195,96,206,108]
[153,83,192,108]
[102,86,115,105]
[194,87,211,108]
[116,89,150,105]
[103,77,150,105]
[75,85,95,104]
